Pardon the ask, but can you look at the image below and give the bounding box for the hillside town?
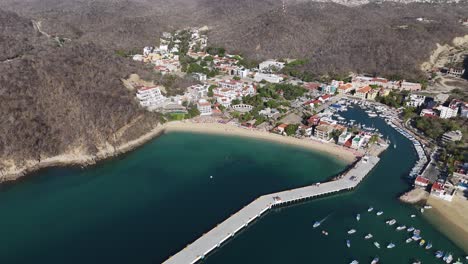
[130,27,467,205]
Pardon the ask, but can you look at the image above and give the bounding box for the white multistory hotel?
[136,86,166,109]
[197,99,212,116]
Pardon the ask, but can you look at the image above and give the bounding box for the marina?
[387,121,429,179]
[164,156,380,264]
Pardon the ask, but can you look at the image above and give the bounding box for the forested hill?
[1,0,467,79]
[0,9,160,174]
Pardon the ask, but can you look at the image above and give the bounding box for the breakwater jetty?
[164,155,380,264]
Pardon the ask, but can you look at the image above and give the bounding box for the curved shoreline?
[0,120,358,183]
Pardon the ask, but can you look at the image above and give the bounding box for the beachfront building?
[275,124,288,134]
[338,83,354,95]
[314,124,333,141]
[430,181,455,202]
[351,135,367,149]
[338,132,353,145]
[414,176,430,187]
[355,86,371,100]
[197,99,212,116]
[254,73,283,83]
[367,89,378,101]
[136,86,166,109]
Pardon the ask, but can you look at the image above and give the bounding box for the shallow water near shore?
[0,107,465,264]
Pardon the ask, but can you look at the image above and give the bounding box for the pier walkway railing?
[163,156,380,264]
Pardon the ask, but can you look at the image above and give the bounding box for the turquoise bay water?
[0,107,465,264]
[0,132,345,264]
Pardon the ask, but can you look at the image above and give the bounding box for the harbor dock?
[163,155,380,264]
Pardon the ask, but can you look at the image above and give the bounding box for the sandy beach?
[424,194,468,253]
[163,121,358,163]
[1,120,358,182]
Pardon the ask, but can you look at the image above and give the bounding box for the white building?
[136,86,166,109]
[192,73,207,81]
[406,94,426,108]
[186,84,209,101]
[197,99,212,116]
[258,60,285,73]
[439,105,458,119]
[254,73,283,83]
[338,132,353,145]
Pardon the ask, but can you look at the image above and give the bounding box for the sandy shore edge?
[1,121,357,182]
[424,195,468,253]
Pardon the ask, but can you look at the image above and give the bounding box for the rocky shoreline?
[399,188,430,204]
[0,125,167,183]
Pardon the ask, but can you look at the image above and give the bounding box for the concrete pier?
[163,155,380,264]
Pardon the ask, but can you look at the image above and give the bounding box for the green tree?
[285,124,299,136]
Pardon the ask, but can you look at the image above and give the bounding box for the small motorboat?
[436,251,444,258]
[313,221,321,228]
[413,229,421,235]
[368,207,374,212]
[348,229,356,234]
[374,242,380,249]
[346,239,351,248]
[376,211,383,216]
[425,242,432,249]
[387,242,395,249]
[371,257,379,264]
[407,227,415,232]
[410,214,416,218]
[419,239,425,246]
[412,260,421,264]
[406,238,413,243]
[322,230,328,236]
[356,214,361,221]
[350,260,359,264]
[364,233,373,239]
[396,225,406,231]
[412,234,422,241]
[387,219,396,226]
[444,253,453,263]
[424,205,432,209]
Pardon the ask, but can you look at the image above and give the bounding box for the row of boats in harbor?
[388,121,428,178]
[314,206,466,264]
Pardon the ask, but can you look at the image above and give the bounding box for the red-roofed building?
[338,83,353,95]
[344,138,353,148]
[355,86,371,99]
[305,99,321,109]
[303,82,321,90]
[319,94,331,103]
[275,124,288,134]
[430,181,454,201]
[415,176,430,187]
[307,115,321,126]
